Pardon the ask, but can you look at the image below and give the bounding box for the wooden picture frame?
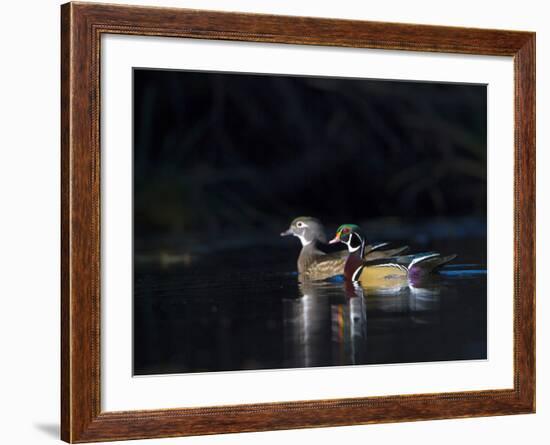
[61,2,535,442]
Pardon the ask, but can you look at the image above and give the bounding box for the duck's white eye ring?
[296,221,304,228]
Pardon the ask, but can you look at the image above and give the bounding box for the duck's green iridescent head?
[329,224,365,252]
[329,224,360,243]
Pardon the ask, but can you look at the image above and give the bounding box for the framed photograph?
[61,2,535,442]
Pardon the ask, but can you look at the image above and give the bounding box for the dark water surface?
[133,239,487,375]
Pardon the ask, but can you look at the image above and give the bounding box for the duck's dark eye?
[296,221,304,228]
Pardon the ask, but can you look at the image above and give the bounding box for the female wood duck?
[281,217,408,281]
[329,224,456,287]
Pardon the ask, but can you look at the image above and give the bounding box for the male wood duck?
[329,224,456,287]
[281,217,408,281]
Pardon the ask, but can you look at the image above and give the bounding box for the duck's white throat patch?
[295,233,312,246]
[345,233,362,253]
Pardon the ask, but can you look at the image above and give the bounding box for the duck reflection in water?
[282,277,444,368]
[283,280,367,367]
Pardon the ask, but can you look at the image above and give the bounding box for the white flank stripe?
[409,253,439,269]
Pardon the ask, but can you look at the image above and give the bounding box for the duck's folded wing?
[364,244,409,260]
[302,253,347,280]
[370,252,437,266]
[367,252,457,274]
[365,242,389,253]
[408,253,457,277]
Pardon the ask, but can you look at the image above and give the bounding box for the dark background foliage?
[133,69,486,240]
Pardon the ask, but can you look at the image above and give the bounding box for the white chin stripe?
[345,239,360,252]
[295,233,312,246]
